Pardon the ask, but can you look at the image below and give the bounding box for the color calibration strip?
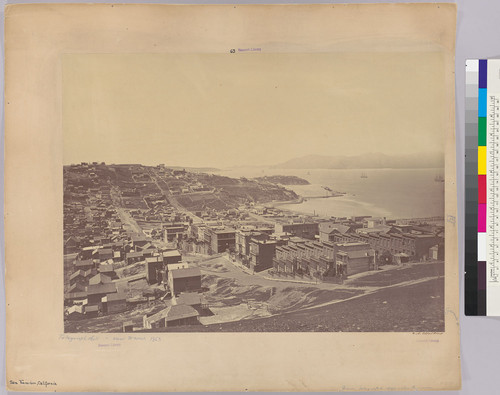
[465,59,500,316]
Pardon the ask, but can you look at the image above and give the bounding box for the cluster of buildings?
[65,233,158,314]
[65,252,126,320]
[63,163,209,328]
[64,229,204,324]
[153,165,215,195]
[318,216,444,263]
[181,215,443,280]
[64,163,124,254]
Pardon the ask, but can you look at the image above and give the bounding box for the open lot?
[152,277,444,333]
[346,262,444,287]
[147,256,444,332]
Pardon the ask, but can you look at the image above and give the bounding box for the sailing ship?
[361,172,368,178]
[434,175,444,182]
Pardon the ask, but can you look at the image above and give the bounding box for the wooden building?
[86,283,117,306]
[102,293,128,314]
[168,267,202,295]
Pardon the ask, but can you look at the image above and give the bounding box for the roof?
[74,259,93,268]
[167,262,188,270]
[70,270,85,280]
[174,293,203,306]
[282,222,318,227]
[67,305,84,315]
[250,238,276,246]
[82,246,99,251]
[144,307,170,324]
[69,283,85,293]
[138,242,153,250]
[320,223,352,235]
[85,305,99,313]
[238,230,261,237]
[65,236,78,246]
[413,234,436,239]
[164,225,185,230]
[289,236,307,243]
[163,250,182,258]
[99,264,115,273]
[170,267,201,279]
[65,292,88,300]
[336,242,371,247]
[211,227,236,235]
[357,226,391,234]
[127,252,144,258]
[99,248,113,255]
[166,304,199,322]
[132,235,148,242]
[88,273,112,285]
[337,250,374,259]
[103,293,128,302]
[86,283,117,296]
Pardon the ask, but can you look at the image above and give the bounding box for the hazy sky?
[63,52,445,168]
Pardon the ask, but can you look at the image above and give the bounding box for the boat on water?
[361,172,368,178]
[434,175,444,182]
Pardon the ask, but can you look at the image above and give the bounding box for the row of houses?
[273,238,376,277]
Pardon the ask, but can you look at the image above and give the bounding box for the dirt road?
[115,207,143,234]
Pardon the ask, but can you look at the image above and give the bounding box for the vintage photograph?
[62,52,446,333]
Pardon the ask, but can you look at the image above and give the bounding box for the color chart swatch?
[465,59,500,316]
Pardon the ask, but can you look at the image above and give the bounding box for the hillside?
[253,175,310,185]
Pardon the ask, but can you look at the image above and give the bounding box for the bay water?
[217,167,445,219]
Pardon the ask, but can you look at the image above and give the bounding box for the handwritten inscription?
[58,334,162,344]
[59,334,99,342]
[9,379,57,387]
